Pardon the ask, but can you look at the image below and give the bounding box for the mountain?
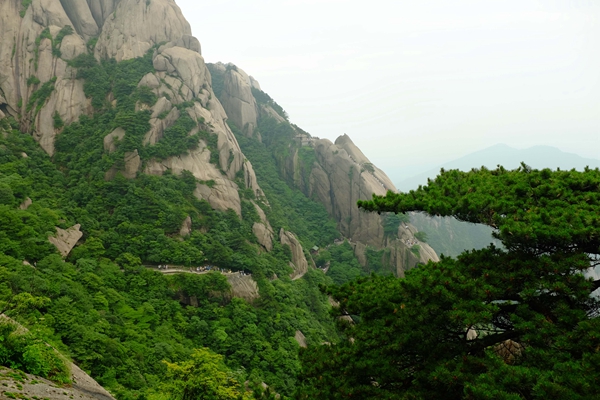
[397,144,600,193]
[0,0,438,398]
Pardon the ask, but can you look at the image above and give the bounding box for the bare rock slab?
[49,224,83,257]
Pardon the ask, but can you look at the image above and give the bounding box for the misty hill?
[397,144,600,193]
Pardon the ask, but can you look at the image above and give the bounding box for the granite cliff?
[210,64,438,275]
[0,0,263,219]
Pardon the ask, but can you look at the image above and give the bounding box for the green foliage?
[0,49,370,399]
[206,64,224,98]
[410,244,420,256]
[297,147,316,187]
[0,321,70,383]
[251,87,288,120]
[382,212,408,239]
[33,28,53,70]
[161,347,252,400]
[413,230,428,242]
[20,0,32,18]
[51,25,74,58]
[361,162,375,174]
[52,111,64,129]
[365,247,392,275]
[26,77,56,114]
[325,242,365,285]
[26,76,40,87]
[0,184,15,206]
[360,165,600,255]
[71,49,154,110]
[298,166,600,398]
[86,37,98,52]
[142,115,201,160]
[234,129,339,249]
[135,85,158,106]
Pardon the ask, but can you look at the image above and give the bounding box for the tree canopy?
[298,165,600,399]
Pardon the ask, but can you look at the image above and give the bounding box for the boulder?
[103,127,125,153]
[294,330,307,348]
[253,222,273,252]
[49,224,83,257]
[122,150,141,179]
[179,215,192,237]
[227,273,259,302]
[153,46,207,97]
[59,34,87,60]
[138,72,161,89]
[279,229,309,280]
[19,197,32,210]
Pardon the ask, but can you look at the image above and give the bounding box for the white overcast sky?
[176,0,600,181]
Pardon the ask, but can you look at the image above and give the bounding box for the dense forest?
[0,46,369,399]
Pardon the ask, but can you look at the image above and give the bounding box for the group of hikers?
[155,264,251,277]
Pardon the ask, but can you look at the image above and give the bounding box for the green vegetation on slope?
[0,48,356,398]
[232,123,339,250]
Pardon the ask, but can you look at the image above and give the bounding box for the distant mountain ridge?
[397,144,600,192]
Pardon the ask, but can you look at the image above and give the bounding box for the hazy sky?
[176,0,600,180]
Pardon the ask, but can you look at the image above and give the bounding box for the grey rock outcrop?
[103,127,125,153]
[95,0,192,61]
[179,215,192,237]
[252,202,274,251]
[272,130,438,274]
[219,66,258,136]
[49,224,83,257]
[253,222,273,251]
[145,103,265,216]
[227,273,259,302]
[294,330,307,348]
[279,229,309,280]
[19,197,32,210]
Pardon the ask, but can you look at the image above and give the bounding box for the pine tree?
[298,165,600,399]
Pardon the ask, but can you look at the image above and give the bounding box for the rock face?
[0,364,115,400]
[179,215,192,237]
[294,330,307,348]
[95,0,192,61]
[19,197,32,210]
[252,202,274,251]
[0,0,266,225]
[253,222,273,251]
[287,132,439,273]
[49,224,83,257]
[219,65,259,136]
[227,273,259,302]
[279,229,309,279]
